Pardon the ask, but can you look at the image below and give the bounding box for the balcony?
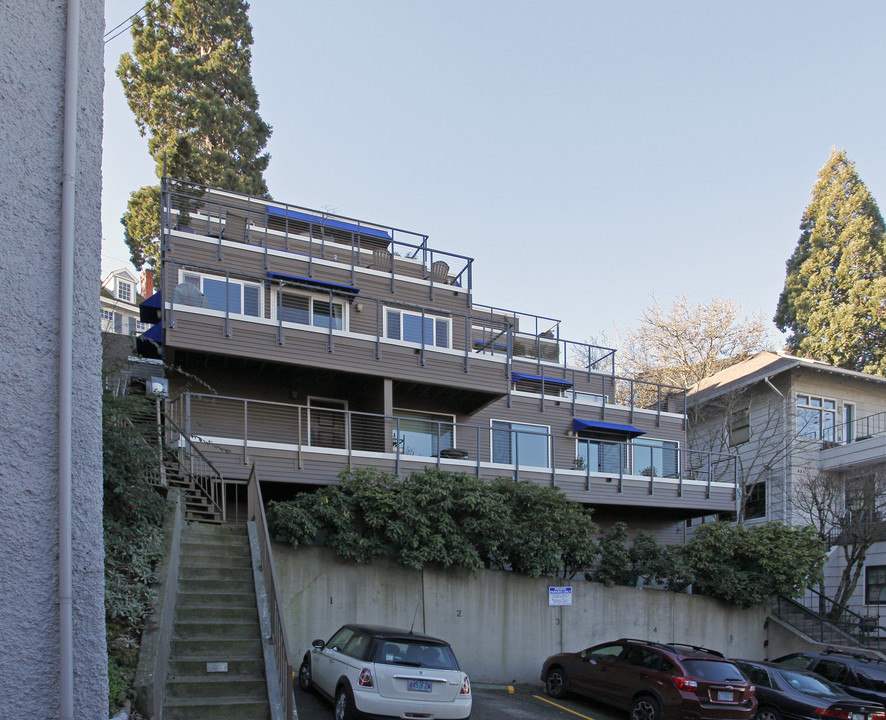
[167,393,737,514]
[820,411,886,472]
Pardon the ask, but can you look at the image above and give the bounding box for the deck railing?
[161,177,473,299]
[168,393,736,490]
[831,410,886,445]
[247,465,297,720]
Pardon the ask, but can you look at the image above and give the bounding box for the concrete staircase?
[163,522,270,720]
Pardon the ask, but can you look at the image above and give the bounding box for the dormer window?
[117,280,132,302]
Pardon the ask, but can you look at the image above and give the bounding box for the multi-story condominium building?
[688,351,886,621]
[138,178,741,541]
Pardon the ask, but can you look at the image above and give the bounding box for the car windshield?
[778,668,845,698]
[682,660,746,683]
[372,640,459,670]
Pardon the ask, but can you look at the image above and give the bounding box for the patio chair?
[222,212,248,243]
[431,260,449,284]
[371,248,393,272]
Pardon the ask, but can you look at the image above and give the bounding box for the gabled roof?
[687,351,886,405]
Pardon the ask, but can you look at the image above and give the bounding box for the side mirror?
[312,639,326,649]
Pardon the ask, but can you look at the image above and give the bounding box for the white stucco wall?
[0,0,106,717]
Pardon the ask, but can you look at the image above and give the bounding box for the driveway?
[294,682,628,720]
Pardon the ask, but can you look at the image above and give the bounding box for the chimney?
[141,269,155,298]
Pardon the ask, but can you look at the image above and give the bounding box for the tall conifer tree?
[117,0,271,270]
[775,149,886,374]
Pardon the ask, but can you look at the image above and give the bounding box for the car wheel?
[757,707,781,720]
[631,695,662,720]
[335,684,355,720]
[297,658,312,692]
[545,667,569,699]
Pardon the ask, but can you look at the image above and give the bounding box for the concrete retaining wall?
[274,545,772,684]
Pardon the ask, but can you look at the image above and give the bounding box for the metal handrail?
[163,413,226,522]
[248,465,297,720]
[168,393,738,489]
[778,587,886,650]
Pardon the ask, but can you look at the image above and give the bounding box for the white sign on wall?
[549,586,573,606]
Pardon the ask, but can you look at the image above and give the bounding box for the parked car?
[540,638,757,720]
[298,623,472,720]
[773,650,886,706]
[733,658,886,720]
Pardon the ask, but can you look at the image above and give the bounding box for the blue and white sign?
[549,586,573,606]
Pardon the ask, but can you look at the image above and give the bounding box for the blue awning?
[268,272,360,299]
[266,206,391,241]
[572,419,646,437]
[511,371,573,388]
[136,322,163,359]
[139,291,162,324]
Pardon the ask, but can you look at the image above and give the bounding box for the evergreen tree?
[117,0,272,270]
[775,149,886,374]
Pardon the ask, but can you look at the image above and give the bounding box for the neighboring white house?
[688,351,886,620]
[101,267,153,335]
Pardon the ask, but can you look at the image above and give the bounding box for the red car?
[541,638,757,720]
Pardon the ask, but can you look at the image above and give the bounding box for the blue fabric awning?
[268,272,360,299]
[573,419,646,437]
[266,206,391,241]
[136,322,163,359]
[511,371,573,388]
[139,291,162,324]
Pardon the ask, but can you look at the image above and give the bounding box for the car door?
[312,627,356,696]
[605,645,669,709]
[575,642,629,703]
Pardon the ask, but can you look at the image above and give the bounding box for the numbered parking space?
[294,682,629,720]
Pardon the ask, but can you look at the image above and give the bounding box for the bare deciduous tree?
[794,468,886,618]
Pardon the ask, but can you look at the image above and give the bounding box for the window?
[100,309,115,332]
[276,289,344,330]
[576,438,625,474]
[491,421,549,468]
[866,566,886,605]
[729,408,750,446]
[564,390,606,405]
[633,439,679,478]
[180,271,262,318]
[117,280,132,302]
[744,481,766,519]
[386,309,450,348]
[796,395,836,442]
[393,409,455,457]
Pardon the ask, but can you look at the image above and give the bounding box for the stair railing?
[774,591,885,650]
[163,414,226,522]
[247,465,297,720]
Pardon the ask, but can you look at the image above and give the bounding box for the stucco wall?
[0,0,106,716]
[275,545,772,684]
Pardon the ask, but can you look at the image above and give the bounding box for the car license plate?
[717,691,734,702]
[852,715,865,720]
[408,680,432,692]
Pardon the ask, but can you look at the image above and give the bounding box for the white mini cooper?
[298,624,472,720]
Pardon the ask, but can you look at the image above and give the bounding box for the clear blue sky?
[101,0,886,344]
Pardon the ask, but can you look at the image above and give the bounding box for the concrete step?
[175,605,258,623]
[173,619,261,640]
[181,541,251,559]
[177,590,257,609]
[165,674,267,700]
[179,577,255,594]
[163,696,270,720]
[170,637,262,658]
[178,565,253,582]
[168,656,265,678]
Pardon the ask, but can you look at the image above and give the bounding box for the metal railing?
[247,465,297,720]
[160,177,473,299]
[775,588,886,651]
[168,393,738,491]
[831,411,886,445]
[163,413,226,522]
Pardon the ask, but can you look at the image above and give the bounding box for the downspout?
[763,376,789,523]
[59,0,81,718]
